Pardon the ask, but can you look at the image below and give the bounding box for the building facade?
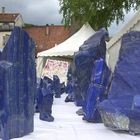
[0,9,24,50]
[25,25,71,55]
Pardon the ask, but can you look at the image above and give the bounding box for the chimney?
[45,24,49,35]
[2,7,5,13]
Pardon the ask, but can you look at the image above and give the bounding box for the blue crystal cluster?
[0,27,36,139]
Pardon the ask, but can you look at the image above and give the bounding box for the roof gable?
[0,13,19,22]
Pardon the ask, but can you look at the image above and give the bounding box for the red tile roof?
[25,25,71,55]
[0,13,19,22]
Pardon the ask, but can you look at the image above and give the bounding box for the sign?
[42,59,69,83]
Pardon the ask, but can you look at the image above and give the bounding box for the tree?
[59,0,140,30]
[24,23,36,28]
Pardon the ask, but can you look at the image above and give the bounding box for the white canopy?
[37,23,95,57]
[107,9,140,71]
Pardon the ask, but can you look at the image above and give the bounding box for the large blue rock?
[74,78,83,106]
[0,27,36,139]
[73,28,110,122]
[39,76,54,122]
[99,31,140,135]
[83,58,111,122]
[73,28,109,114]
[53,75,61,98]
[74,28,108,100]
[65,64,75,103]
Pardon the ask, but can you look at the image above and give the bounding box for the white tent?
[37,23,95,57]
[107,9,140,72]
[36,23,95,79]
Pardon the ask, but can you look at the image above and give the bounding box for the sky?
[108,9,136,36]
[0,0,62,25]
[0,0,137,36]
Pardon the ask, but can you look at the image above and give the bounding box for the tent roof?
[37,23,95,57]
[108,9,140,49]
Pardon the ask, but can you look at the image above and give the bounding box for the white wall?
[0,14,24,51]
[107,39,121,72]
[0,31,11,50]
[108,20,140,72]
[15,15,24,27]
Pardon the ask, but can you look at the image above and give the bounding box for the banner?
[42,59,69,83]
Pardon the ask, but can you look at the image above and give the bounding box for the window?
[3,34,10,46]
[3,23,9,29]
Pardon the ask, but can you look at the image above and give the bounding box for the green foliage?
[24,23,36,28]
[59,0,140,30]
